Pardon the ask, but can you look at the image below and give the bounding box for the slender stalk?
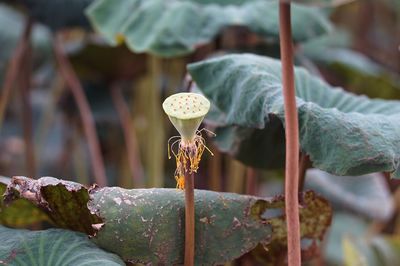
[245,168,257,195]
[184,172,195,266]
[19,18,36,177]
[298,153,311,192]
[0,18,33,132]
[279,1,301,265]
[53,34,107,187]
[110,84,145,188]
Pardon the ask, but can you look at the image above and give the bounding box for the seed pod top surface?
[162,93,210,120]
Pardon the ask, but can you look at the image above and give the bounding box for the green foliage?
[86,0,332,57]
[0,225,125,265]
[305,170,394,221]
[4,176,332,265]
[188,54,400,178]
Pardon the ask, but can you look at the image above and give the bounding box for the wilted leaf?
[0,177,48,228]
[5,176,332,265]
[4,176,101,234]
[247,191,332,265]
[188,54,400,178]
[305,169,394,221]
[86,0,331,57]
[0,225,124,265]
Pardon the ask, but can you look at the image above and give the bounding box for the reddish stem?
[0,18,33,131]
[110,84,145,187]
[279,1,301,265]
[184,172,195,266]
[245,168,257,195]
[53,34,107,187]
[19,18,36,178]
[298,153,311,192]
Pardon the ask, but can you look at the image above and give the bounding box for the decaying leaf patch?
[3,176,101,234]
[0,177,48,228]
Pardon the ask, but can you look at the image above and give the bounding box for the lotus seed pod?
[162,93,210,142]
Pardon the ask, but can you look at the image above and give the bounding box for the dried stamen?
[168,129,214,189]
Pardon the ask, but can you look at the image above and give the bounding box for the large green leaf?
[188,54,400,178]
[4,176,332,265]
[85,0,332,57]
[305,170,394,221]
[0,225,125,265]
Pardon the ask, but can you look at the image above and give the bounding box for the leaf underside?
[85,0,331,57]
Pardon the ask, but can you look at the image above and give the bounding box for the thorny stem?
[53,34,107,187]
[110,84,145,188]
[279,1,301,265]
[184,172,195,266]
[0,18,33,132]
[19,18,36,177]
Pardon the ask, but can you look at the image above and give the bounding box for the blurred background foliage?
[0,0,399,265]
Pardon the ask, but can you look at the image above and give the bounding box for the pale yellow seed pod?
[162,93,210,143]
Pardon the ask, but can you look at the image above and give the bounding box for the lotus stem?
[184,172,195,266]
[19,18,36,178]
[53,33,107,187]
[162,92,213,265]
[279,1,302,265]
[111,83,145,188]
[298,153,311,192]
[245,168,257,195]
[0,18,33,133]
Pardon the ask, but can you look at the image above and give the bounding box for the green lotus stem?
[279,1,302,265]
[162,92,212,265]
